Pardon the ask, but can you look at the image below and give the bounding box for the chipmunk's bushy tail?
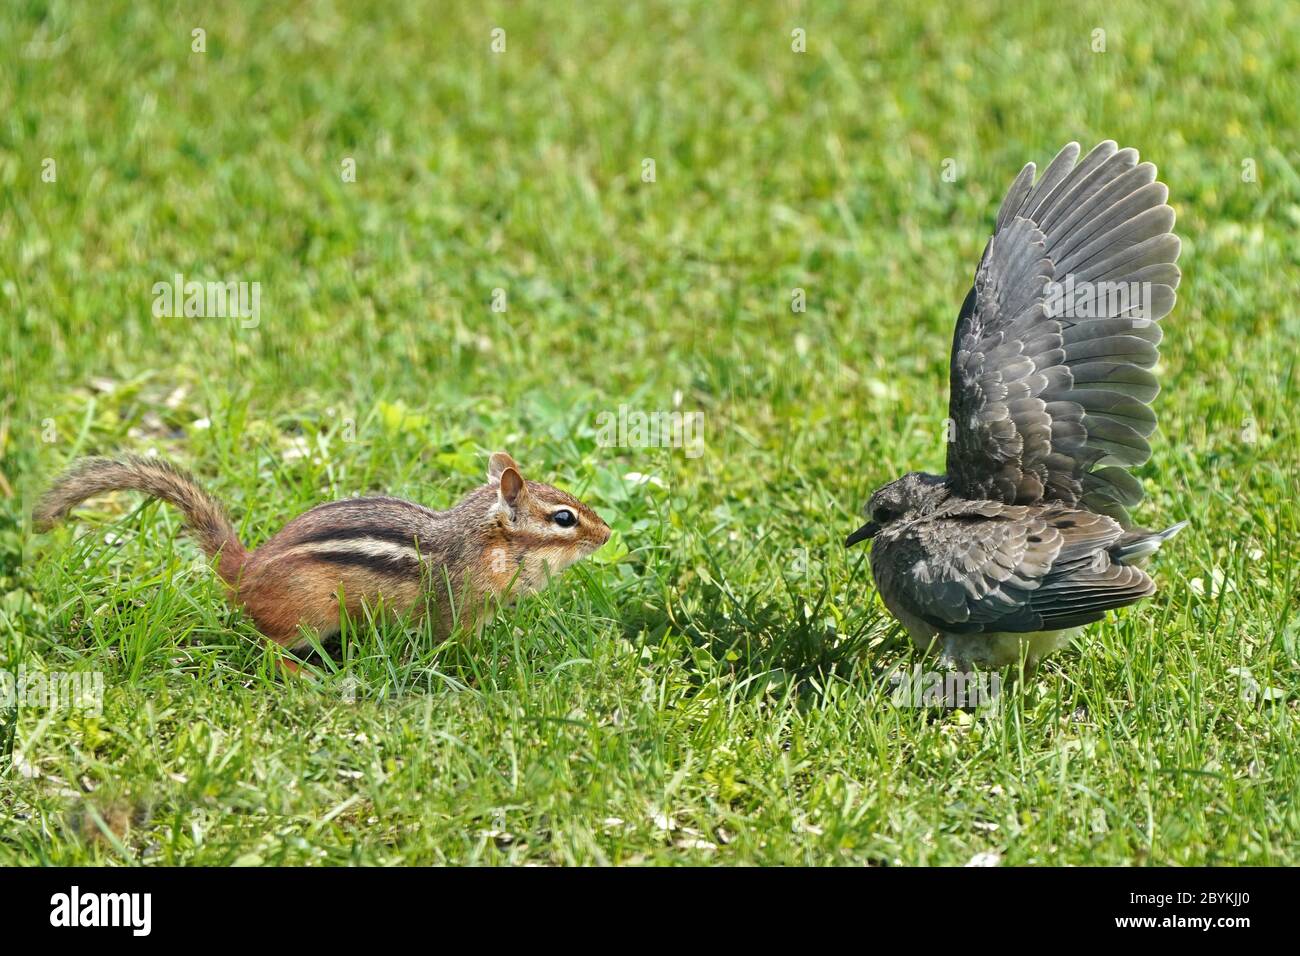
[33,456,247,582]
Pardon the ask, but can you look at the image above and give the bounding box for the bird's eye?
[872,506,895,524]
[552,509,577,528]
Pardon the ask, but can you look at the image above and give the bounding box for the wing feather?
[871,505,1156,634]
[945,142,1181,524]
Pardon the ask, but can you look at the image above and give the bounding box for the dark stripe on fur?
[293,525,425,549]
[308,549,423,576]
[307,496,435,516]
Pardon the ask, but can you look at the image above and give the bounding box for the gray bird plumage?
[848,142,1186,670]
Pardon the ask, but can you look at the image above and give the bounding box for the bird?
[846,141,1186,671]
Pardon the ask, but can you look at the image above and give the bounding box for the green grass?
[2,0,1298,865]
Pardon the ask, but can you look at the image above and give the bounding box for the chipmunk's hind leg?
[233,551,345,652]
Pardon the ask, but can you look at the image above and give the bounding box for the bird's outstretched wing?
[945,142,1181,524]
[870,503,1155,634]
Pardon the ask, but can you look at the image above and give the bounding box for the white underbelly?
[878,577,1080,670]
[929,628,1080,669]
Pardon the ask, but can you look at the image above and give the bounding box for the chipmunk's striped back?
[256,497,449,575]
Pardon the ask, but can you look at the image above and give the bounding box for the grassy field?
[2,0,1298,865]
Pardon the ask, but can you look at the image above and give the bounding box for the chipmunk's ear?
[497,466,527,512]
[487,451,521,483]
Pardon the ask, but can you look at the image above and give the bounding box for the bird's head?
[845,472,948,546]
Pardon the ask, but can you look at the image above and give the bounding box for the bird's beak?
[845,520,880,547]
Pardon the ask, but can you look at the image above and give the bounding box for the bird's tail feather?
[1111,520,1188,563]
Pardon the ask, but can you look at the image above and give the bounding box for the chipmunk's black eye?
[552,509,577,528]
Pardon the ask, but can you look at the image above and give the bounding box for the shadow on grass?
[616,538,916,700]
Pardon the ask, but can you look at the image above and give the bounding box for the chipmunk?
[32,452,611,653]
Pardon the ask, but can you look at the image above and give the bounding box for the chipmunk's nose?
[598,521,612,545]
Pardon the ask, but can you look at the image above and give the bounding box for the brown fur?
[34,453,610,651]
